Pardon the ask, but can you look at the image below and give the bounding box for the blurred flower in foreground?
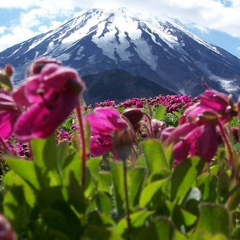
[27,57,62,76]
[163,121,218,167]
[0,91,20,140]
[0,57,86,142]
[162,89,234,167]
[12,59,86,142]
[0,214,17,240]
[85,107,130,157]
[181,89,237,124]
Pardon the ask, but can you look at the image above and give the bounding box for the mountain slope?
[1,8,240,102]
[83,69,175,104]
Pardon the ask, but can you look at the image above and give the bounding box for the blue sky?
[0,0,240,59]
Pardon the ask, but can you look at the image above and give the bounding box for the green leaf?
[4,170,20,188]
[191,233,228,240]
[62,152,82,185]
[5,158,40,190]
[82,226,124,240]
[38,186,64,208]
[137,217,187,240]
[67,172,86,214]
[172,205,197,228]
[217,171,231,199]
[31,135,58,170]
[39,192,82,238]
[41,208,69,236]
[95,191,112,216]
[192,203,230,239]
[87,158,102,176]
[0,74,13,91]
[30,135,63,186]
[85,158,102,198]
[140,179,168,207]
[165,144,174,168]
[171,157,204,204]
[110,162,125,218]
[155,106,167,120]
[142,140,168,174]
[197,172,217,202]
[57,141,71,169]
[116,210,153,235]
[87,210,115,227]
[172,111,183,119]
[148,169,171,183]
[97,172,112,193]
[129,167,147,208]
[3,186,32,234]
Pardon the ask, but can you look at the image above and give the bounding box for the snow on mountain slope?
[1,7,240,101]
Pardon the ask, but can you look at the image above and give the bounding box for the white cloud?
[87,0,240,38]
[0,27,6,34]
[0,0,240,52]
[0,0,35,9]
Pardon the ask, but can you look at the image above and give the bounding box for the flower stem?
[218,120,239,211]
[143,112,153,138]
[76,99,86,190]
[217,120,234,170]
[123,159,131,240]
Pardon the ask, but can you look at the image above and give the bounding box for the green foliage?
[1,130,240,239]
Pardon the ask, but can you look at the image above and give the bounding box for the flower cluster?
[0,57,86,142]
[161,89,238,166]
[95,94,198,112]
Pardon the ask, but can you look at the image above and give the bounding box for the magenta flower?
[162,121,218,166]
[0,214,17,240]
[181,89,237,124]
[12,60,86,142]
[27,57,62,76]
[160,89,239,167]
[201,89,232,114]
[85,107,129,156]
[0,91,21,140]
[151,119,167,138]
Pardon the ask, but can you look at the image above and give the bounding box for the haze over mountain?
[1,7,240,103]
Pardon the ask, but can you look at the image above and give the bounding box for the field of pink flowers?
[0,58,239,239]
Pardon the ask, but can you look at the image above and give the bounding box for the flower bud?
[5,65,14,78]
[151,119,167,138]
[112,128,135,161]
[122,108,143,128]
[28,57,62,76]
[231,127,240,143]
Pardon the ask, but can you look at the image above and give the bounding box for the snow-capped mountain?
[1,8,240,103]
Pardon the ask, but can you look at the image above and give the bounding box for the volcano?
[1,8,240,103]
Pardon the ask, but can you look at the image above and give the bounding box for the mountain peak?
[1,7,240,103]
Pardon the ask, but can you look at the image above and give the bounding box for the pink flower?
[85,107,129,156]
[27,57,62,76]
[12,60,86,142]
[161,89,238,167]
[181,89,237,124]
[0,214,17,240]
[201,89,232,114]
[0,91,20,140]
[162,121,218,166]
[151,119,167,138]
